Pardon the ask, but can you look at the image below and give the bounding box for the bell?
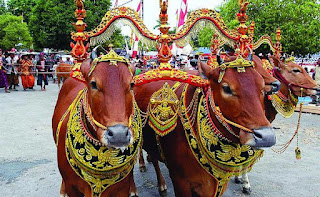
[295,147,301,160]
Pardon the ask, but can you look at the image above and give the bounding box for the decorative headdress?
[89,49,130,76]
[216,47,254,83]
[284,52,295,63]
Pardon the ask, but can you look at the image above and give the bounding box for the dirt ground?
[0,82,319,197]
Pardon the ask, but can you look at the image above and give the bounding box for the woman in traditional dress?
[0,49,10,93]
[19,53,35,90]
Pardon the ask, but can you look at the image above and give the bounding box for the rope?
[272,89,303,154]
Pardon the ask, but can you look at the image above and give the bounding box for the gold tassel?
[295,147,301,160]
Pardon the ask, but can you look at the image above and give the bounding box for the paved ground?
[0,82,319,197]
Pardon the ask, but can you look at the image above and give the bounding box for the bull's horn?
[247,46,253,61]
[217,48,224,65]
[90,45,100,60]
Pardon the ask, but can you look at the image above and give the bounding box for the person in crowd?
[5,49,19,90]
[58,57,64,64]
[37,53,48,91]
[0,49,10,93]
[65,57,73,65]
[19,53,35,91]
[29,54,37,72]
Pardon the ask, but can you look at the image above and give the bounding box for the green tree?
[198,26,214,47]
[219,0,320,56]
[0,14,33,50]
[7,0,36,24]
[29,0,124,50]
[0,0,6,15]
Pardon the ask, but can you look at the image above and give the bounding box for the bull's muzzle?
[266,80,281,95]
[245,127,276,148]
[104,124,131,148]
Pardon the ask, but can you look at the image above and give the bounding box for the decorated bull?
[129,50,278,197]
[52,50,142,197]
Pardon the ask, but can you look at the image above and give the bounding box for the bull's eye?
[130,82,135,90]
[292,69,301,73]
[90,81,98,90]
[222,84,233,95]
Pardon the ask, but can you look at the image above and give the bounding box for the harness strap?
[272,68,313,93]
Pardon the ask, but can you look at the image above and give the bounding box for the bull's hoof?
[60,194,69,197]
[139,165,147,172]
[242,187,251,195]
[234,177,243,184]
[159,185,167,197]
[159,189,167,197]
[130,193,139,197]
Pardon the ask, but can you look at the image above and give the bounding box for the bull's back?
[52,77,86,142]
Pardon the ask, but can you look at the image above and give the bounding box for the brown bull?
[235,55,319,194]
[52,54,137,197]
[56,63,72,88]
[266,55,319,121]
[130,55,276,197]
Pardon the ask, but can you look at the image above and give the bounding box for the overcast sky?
[114,0,224,36]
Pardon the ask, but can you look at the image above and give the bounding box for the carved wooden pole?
[70,0,89,63]
[157,0,173,69]
[248,20,255,47]
[275,27,282,58]
[236,0,250,56]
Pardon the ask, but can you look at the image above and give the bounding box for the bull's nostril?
[107,130,114,137]
[254,133,262,139]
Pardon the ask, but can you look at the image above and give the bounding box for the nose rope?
[273,68,315,94]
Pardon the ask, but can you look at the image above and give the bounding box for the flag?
[132,1,141,54]
[178,0,188,27]
[136,1,142,15]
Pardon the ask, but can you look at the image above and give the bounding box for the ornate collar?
[269,90,298,118]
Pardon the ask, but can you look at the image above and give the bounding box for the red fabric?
[21,75,35,89]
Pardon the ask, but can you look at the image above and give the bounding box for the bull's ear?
[198,60,213,79]
[269,55,284,68]
[80,58,93,81]
[129,64,136,76]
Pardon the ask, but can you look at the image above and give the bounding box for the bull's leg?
[149,156,167,196]
[60,179,68,197]
[129,171,139,197]
[242,173,251,194]
[171,176,192,197]
[63,180,84,197]
[139,148,147,172]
